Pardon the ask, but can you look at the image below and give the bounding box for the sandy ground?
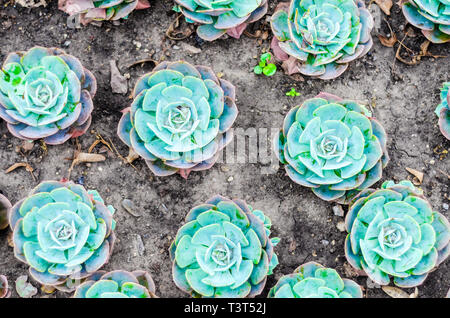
[0,0,448,298]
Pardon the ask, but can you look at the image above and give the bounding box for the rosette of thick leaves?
[117,61,237,179]
[345,180,450,287]
[0,47,96,145]
[73,270,157,298]
[268,262,362,298]
[274,92,389,204]
[169,195,280,298]
[58,0,150,25]
[402,0,450,43]
[175,0,268,41]
[435,82,449,139]
[8,180,116,290]
[270,0,374,79]
[0,275,8,298]
[0,194,12,231]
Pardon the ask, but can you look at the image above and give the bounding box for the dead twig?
[5,162,36,181]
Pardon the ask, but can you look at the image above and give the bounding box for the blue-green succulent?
[169,195,279,298]
[58,0,150,25]
[402,0,450,43]
[8,180,116,291]
[274,92,389,204]
[73,270,157,298]
[435,82,449,140]
[175,0,269,41]
[0,47,96,145]
[117,61,237,179]
[268,262,363,298]
[345,180,450,287]
[271,0,374,79]
[0,194,11,231]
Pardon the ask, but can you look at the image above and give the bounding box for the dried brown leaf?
[406,167,424,184]
[382,286,410,298]
[375,0,393,15]
[378,34,397,47]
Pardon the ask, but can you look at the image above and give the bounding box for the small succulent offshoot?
[275,92,389,203]
[0,47,96,145]
[286,88,301,97]
[9,180,116,291]
[73,270,157,298]
[58,0,150,25]
[435,82,449,139]
[345,180,450,287]
[401,0,450,43]
[268,262,363,298]
[117,61,238,179]
[253,53,277,77]
[0,194,12,231]
[0,275,8,298]
[169,195,279,298]
[175,0,269,41]
[270,0,374,79]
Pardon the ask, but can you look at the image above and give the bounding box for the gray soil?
[0,0,448,298]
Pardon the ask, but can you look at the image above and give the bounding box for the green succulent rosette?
[73,270,157,298]
[0,194,11,231]
[175,0,269,41]
[345,180,450,287]
[8,180,116,291]
[435,82,449,139]
[0,47,96,145]
[169,195,280,298]
[58,0,150,25]
[117,61,237,179]
[270,0,374,79]
[268,262,363,298]
[275,92,389,204]
[402,0,450,43]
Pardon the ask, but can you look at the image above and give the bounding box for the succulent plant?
[0,275,8,298]
[58,0,150,25]
[117,61,237,179]
[169,195,279,298]
[435,82,449,139]
[0,47,96,145]
[345,180,450,287]
[0,194,12,231]
[73,270,157,298]
[402,0,450,43]
[175,0,268,41]
[8,180,116,291]
[270,0,374,79]
[268,262,363,298]
[274,92,389,203]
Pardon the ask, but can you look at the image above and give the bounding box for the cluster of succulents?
[0,47,96,145]
[271,0,374,79]
[9,180,116,291]
[117,61,237,178]
[345,180,450,287]
[73,270,157,298]
[402,0,450,43]
[58,0,150,25]
[268,262,362,298]
[175,0,269,41]
[169,195,279,298]
[435,82,449,140]
[275,92,389,204]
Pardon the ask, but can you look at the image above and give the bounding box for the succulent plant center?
[316,132,347,160]
[211,244,231,266]
[300,4,341,44]
[35,84,52,104]
[379,222,406,249]
[206,236,240,271]
[46,215,77,247]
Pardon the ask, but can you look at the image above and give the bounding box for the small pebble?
[336,221,346,232]
[227,176,234,182]
[443,203,449,210]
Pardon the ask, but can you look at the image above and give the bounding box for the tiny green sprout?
[286,88,301,97]
[254,52,277,77]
